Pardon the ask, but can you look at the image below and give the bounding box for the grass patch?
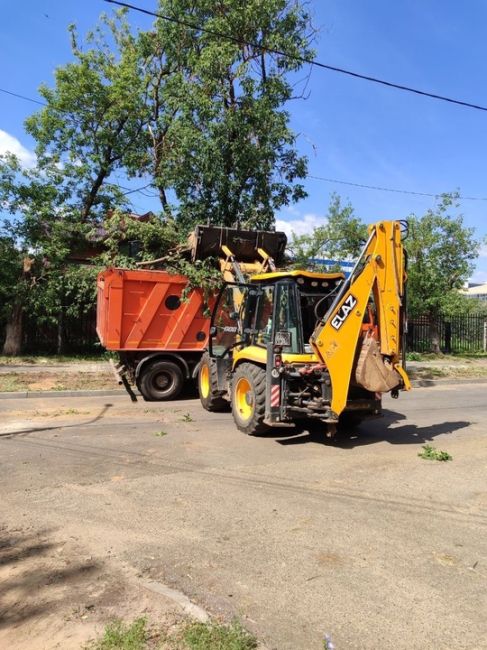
[406,351,487,362]
[418,444,452,462]
[86,617,148,650]
[0,353,110,365]
[183,621,257,650]
[154,430,168,437]
[87,618,257,650]
[0,375,24,392]
[182,413,194,423]
[408,366,487,380]
[0,371,117,392]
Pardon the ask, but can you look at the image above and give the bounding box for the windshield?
[210,280,341,358]
[210,284,276,357]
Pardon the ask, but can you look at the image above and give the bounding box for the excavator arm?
[310,220,411,420]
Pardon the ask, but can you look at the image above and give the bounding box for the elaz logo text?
[331,294,358,330]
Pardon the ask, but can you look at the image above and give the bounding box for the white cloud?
[478,244,487,258]
[275,213,327,239]
[0,130,36,167]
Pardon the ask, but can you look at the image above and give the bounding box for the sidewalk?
[0,361,116,393]
[0,362,109,374]
[0,357,486,399]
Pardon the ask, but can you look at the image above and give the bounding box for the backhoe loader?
[198,220,411,437]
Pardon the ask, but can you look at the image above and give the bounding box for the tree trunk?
[429,315,441,354]
[57,308,65,355]
[2,303,23,356]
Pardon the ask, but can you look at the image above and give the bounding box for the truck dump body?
[97,268,213,352]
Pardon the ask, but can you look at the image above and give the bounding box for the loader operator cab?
[209,271,345,359]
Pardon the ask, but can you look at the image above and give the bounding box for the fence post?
[484,320,487,353]
[444,321,451,354]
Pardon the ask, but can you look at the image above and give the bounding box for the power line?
[105,0,487,113]
[0,87,47,107]
[308,174,487,201]
[3,86,486,201]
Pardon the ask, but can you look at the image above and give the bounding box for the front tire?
[198,353,228,412]
[231,363,268,435]
[138,360,184,401]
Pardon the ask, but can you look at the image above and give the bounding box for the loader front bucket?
[190,225,287,264]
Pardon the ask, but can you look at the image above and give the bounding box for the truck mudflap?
[109,359,138,402]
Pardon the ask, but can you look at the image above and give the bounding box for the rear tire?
[198,353,228,412]
[231,363,268,435]
[138,360,184,401]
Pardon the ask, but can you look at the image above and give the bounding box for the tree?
[405,193,482,352]
[0,153,99,354]
[0,234,25,355]
[0,2,316,353]
[0,12,148,354]
[289,195,367,268]
[131,0,315,229]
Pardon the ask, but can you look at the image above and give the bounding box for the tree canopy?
[0,1,316,353]
[404,194,482,317]
[289,195,368,269]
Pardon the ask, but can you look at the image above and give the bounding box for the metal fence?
[407,314,487,354]
[11,309,487,356]
[22,307,100,355]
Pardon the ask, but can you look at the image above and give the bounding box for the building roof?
[250,270,345,282]
[463,282,487,296]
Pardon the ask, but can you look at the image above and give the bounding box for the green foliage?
[289,195,367,268]
[0,153,100,333]
[406,351,422,361]
[135,0,315,229]
[154,430,168,437]
[99,210,180,268]
[183,620,257,650]
[0,235,22,324]
[1,3,317,353]
[418,444,452,462]
[86,617,148,650]
[405,194,482,317]
[25,11,146,221]
[182,412,194,422]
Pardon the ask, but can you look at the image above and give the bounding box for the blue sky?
[1,1,487,279]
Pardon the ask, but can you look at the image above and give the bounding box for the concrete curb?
[411,377,487,388]
[0,376,486,399]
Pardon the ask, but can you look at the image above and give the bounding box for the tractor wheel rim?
[200,364,210,398]
[235,377,253,421]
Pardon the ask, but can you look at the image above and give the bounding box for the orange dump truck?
[96,225,287,401]
[97,267,214,401]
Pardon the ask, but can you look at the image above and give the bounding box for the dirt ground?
[0,385,486,649]
[2,356,487,393]
[0,526,187,649]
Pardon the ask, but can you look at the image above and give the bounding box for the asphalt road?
[1,384,486,649]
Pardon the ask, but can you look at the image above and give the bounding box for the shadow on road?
[274,410,471,447]
[0,403,113,439]
[0,527,100,630]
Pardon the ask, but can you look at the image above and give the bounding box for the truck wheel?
[231,363,268,435]
[138,360,184,401]
[198,353,228,412]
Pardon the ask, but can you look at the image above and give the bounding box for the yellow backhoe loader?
[198,220,411,437]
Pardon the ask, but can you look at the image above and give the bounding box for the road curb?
[411,376,487,387]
